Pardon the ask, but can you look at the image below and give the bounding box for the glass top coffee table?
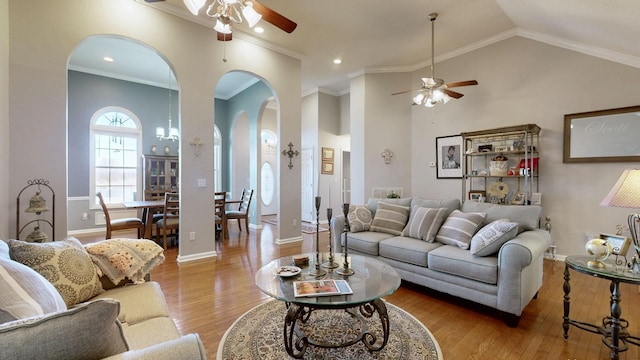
[255,252,401,358]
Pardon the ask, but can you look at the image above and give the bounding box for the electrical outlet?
[81,212,88,221]
[189,232,196,241]
[293,219,297,226]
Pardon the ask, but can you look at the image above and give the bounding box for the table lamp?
[600,169,640,258]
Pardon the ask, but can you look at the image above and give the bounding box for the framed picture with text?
[436,135,463,179]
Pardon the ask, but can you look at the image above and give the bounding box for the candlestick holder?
[309,196,327,277]
[322,208,339,269]
[336,203,354,276]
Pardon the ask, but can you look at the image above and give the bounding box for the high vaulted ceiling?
[72,0,640,96]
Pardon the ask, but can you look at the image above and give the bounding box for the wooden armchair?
[226,189,253,232]
[214,192,228,240]
[96,192,144,239]
[156,192,179,250]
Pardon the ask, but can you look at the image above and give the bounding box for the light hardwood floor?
[79,223,640,360]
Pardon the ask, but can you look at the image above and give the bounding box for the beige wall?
[7,0,301,258]
[407,36,640,256]
[1,0,9,239]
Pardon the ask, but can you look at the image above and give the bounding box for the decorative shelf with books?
[461,124,541,206]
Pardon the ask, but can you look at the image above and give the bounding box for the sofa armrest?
[330,215,345,251]
[103,334,206,360]
[497,229,551,317]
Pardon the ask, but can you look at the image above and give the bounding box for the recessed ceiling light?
[254,26,264,34]
[333,59,342,64]
[103,56,114,62]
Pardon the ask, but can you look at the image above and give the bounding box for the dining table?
[122,200,164,239]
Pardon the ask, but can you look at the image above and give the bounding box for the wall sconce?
[381,148,393,164]
[282,142,299,169]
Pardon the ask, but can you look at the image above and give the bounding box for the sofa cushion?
[379,236,443,267]
[470,220,519,256]
[0,256,67,323]
[347,205,373,232]
[435,210,486,249]
[94,281,170,325]
[461,202,542,231]
[401,207,449,242]
[9,238,103,307]
[367,197,412,217]
[343,231,394,256]
[370,202,411,236]
[0,299,129,360]
[410,198,460,216]
[428,245,499,284]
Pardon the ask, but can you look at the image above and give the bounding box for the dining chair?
[214,192,228,240]
[144,189,167,239]
[226,189,253,232]
[156,192,180,250]
[96,192,144,239]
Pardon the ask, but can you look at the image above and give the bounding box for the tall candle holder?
[309,196,327,277]
[336,203,354,276]
[322,207,339,269]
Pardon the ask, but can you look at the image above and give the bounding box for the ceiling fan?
[392,13,477,107]
[169,0,297,41]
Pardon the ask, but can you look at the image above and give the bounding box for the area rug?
[217,300,442,360]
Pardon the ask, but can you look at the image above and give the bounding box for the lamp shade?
[600,169,640,208]
[156,127,165,138]
[242,2,262,28]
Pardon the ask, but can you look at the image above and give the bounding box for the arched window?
[214,125,222,192]
[260,130,277,206]
[90,107,142,206]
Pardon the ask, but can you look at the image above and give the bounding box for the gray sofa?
[0,239,206,359]
[331,198,550,327]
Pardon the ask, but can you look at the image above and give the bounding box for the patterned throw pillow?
[0,256,67,323]
[9,238,103,307]
[401,207,449,242]
[370,202,411,236]
[435,210,486,249]
[347,205,373,233]
[470,219,519,256]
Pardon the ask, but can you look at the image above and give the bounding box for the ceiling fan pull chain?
[222,36,228,62]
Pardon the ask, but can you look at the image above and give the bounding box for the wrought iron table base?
[283,299,390,358]
[563,264,640,360]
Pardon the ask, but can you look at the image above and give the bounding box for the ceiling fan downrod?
[429,12,438,80]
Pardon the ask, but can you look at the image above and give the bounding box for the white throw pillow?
[435,210,486,249]
[470,219,519,256]
[401,207,449,242]
[347,205,372,233]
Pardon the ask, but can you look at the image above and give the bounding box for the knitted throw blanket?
[85,239,165,285]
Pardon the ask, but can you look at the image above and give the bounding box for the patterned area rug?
[217,300,442,360]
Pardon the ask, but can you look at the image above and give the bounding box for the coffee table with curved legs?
[255,253,401,358]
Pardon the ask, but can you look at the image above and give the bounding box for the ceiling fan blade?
[446,80,478,88]
[442,89,464,99]
[217,32,232,41]
[391,89,421,96]
[253,1,297,33]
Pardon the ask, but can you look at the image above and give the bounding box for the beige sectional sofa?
[0,239,206,360]
[331,197,551,327]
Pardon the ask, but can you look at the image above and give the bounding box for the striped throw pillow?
[0,256,67,323]
[401,207,449,242]
[435,210,486,249]
[370,202,411,236]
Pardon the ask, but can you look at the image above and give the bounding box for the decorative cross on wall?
[381,148,393,164]
[281,142,299,169]
[189,137,204,156]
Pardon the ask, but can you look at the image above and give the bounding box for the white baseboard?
[275,236,303,245]
[177,251,217,263]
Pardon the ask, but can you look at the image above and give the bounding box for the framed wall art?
[436,135,463,179]
[321,161,334,175]
[322,147,334,161]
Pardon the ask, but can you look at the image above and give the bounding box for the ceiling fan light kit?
[180,0,296,41]
[393,12,478,107]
